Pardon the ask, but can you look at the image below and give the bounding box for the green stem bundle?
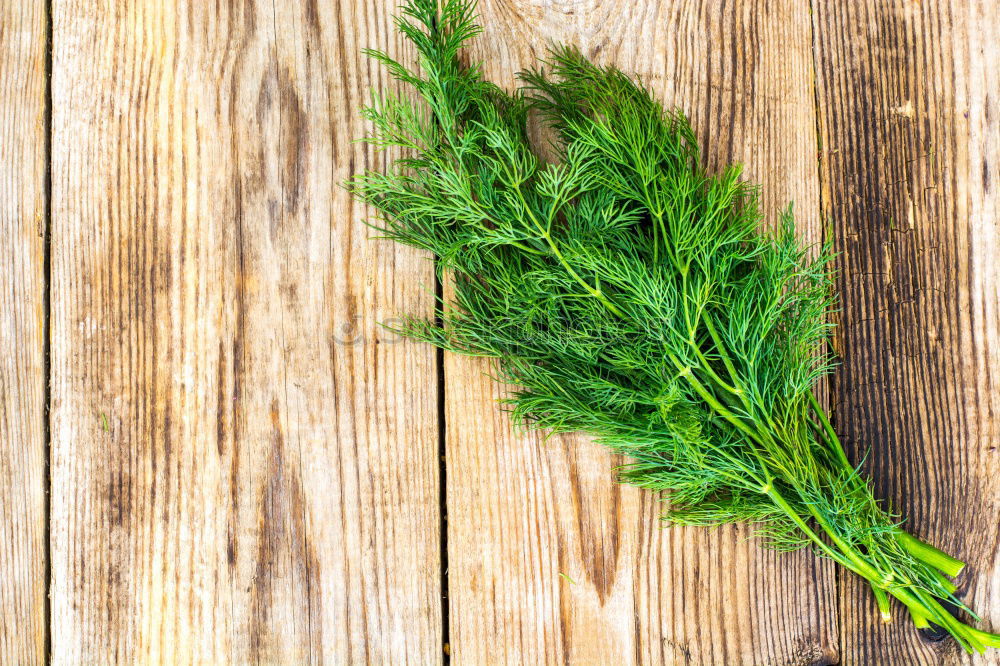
[350,0,999,650]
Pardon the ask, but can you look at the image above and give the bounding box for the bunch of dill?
[349,0,999,650]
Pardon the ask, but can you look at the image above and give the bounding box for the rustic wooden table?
[2,1,998,663]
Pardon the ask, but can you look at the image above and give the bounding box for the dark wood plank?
[444,1,839,663]
[813,1,1000,663]
[50,1,440,661]
[0,1,48,663]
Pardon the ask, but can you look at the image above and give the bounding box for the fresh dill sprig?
[349,0,1000,651]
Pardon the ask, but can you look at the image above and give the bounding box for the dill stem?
[510,240,546,255]
[509,181,626,318]
[542,230,625,317]
[968,627,1000,649]
[798,495,884,581]
[763,485,859,571]
[806,390,852,471]
[893,588,968,644]
[651,212,659,265]
[669,355,766,449]
[689,344,741,397]
[931,568,958,595]
[872,585,892,622]
[906,601,932,629]
[894,530,966,578]
[692,311,747,403]
[701,312,743,393]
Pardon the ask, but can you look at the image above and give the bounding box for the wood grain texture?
[0,1,48,663]
[34,0,1000,661]
[443,1,838,663]
[813,0,1000,663]
[49,0,440,662]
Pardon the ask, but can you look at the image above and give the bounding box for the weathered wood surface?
[49,0,439,662]
[813,1,1000,664]
[0,1,48,663]
[0,0,995,663]
[444,1,838,664]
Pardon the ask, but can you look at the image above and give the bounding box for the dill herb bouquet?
[349,0,1000,650]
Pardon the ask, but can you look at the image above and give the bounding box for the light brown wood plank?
[0,1,48,663]
[813,0,1000,662]
[50,1,440,662]
[443,2,838,663]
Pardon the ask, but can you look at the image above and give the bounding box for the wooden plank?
[50,1,440,662]
[813,0,1000,663]
[0,2,48,663]
[444,2,838,663]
